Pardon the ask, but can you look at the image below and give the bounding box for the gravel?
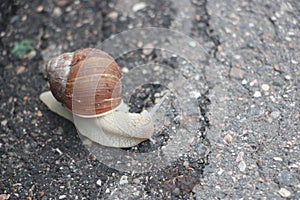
[1,0,299,199]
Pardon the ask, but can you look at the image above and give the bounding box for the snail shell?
[41,48,170,147]
[46,48,122,117]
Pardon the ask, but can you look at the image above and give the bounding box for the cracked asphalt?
[200,0,300,199]
[1,0,299,199]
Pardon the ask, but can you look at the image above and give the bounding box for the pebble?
[36,110,43,117]
[56,0,69,7]
[36,5,44,12]
[241,79,247,85]
[16,66,26,74]
[132,178,140,184]
[273,157,283,162]
[189,41,197,47]
[270,111,281,119]
[153,65,160,71]
[0,194,10,200]
[285,75,291,80]
[278,188,291,197]
[223,134,232,144]
[133,191,140,196]
[59,195,66,199]
[249,79,257,86]
[132,2,147,12]
[273,65,281,72]
[119,175,128,185]
[238,160,246,172]
[137,41,143,48]
[107,11,118,20]
[183,161,189,168]
[261,84,269,91]
[122,67,129,73]
[217,168,224,175]
[236,152,244,162]
[53,7,62,17]
[253,91,262,98]
[55,148,63,155]
[96,179,102,186]
[1,119,8,126]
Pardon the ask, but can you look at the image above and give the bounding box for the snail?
[40,48,168,148]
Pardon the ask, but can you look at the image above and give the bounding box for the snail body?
[40,48,165,148]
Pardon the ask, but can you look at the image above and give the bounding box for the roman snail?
[39,48,169,148]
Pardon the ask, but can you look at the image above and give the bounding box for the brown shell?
[46,48,122,117]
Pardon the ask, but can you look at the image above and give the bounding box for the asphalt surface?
[0,0,299,199]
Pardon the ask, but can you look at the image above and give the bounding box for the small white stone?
[238,160,246,172]
[1,119,8,126]
[217,168,224,175]
[271,16,277,21]
[107,11,118,20]
[153,65,160,71]
[189,41,197,47]
[285,75,291,80]
[119,175,128,185]
[261,84,270,91]
[133,191,140,196]
[96,179,102,186]
[249,79,257,86]
[278,188,291,197]
[55,148,63,155]
[183,161,189,168]
[190,91,201,98]
[59,195,67,199]
[53,7,62,17]
[132,2,147,12]
[270,111,281,119]
[241,79,247,85]
[122,67,129,73]
[253,91,262,97]
[137,41,143,48]
[273,157,283,162]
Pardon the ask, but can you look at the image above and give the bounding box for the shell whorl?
[46,52,73,104]
[46,48,122,117]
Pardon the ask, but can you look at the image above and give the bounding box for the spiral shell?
[46,48,122,117]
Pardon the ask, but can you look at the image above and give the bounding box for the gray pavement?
[106,0,300,199]
[198,0,300,199]
[1,0,299,199]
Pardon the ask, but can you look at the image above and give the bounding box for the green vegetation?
[12,39,33,58]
